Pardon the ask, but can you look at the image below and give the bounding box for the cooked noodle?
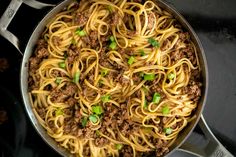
[28,0,202,156]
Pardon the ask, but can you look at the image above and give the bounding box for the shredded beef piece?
[0,58,9,72]
[147,13,156,29]
[48,121,57,132]
[67,46,80,64]
[52,36,61,46]
[170,50,185,62]
[74,11,90,26]
[29,57,41,71]
[36,47,49,59]
[37,108,46,119]
[66,97,77,106]
[179,32,190,43]
[94,137,109,147]
[150,85,166,100]
[120,145,133,157]
[109,12,121,26]
[50,82,78,103]
[51,69,66,77]
[133,74,142,83]
[37,39,47,49]
[81,31,99,48]
[182,45,196,65]
[182,81,202,102]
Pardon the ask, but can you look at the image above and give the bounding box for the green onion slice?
[73,71,80,83]
[115,144,123,150]
[148,38,160,48]
[164,128,173,135]
[81,117,88,127]
[101,95,110,103]
[140,49,146,56]
[168,73,175,80]
[152,92,161,104]
[92,105,103,115]
[101,69,109,77]
[162,105,170,115]
[55,108,63,116]
[128,56,135,65]
[109,42,117,50]
[89,115,98,123]
[109,36,115,42]
[143,74,155,81]
[59,62,66,69]
[55,78,62,84]
[75,28,86,37]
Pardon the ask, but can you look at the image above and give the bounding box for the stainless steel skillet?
[0,0,233,156]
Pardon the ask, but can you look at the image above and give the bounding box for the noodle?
[28,0,202,156]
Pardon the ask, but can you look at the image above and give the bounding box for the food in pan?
[28,0,202,156]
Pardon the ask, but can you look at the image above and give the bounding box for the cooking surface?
[0,0,236,156]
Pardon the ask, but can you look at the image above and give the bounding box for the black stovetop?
[0,0,236,157]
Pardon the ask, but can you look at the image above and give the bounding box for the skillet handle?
[0,0,55,55]
[178,115,233,157]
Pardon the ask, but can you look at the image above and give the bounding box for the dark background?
[0,0,236,156]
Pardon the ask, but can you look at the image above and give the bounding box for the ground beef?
[52,36,61,46]
[67,45,80,64]
[170,50,185,62]
[48,121,57,132]
[147,13,156,29]
[0,58,9,72]
[120,145,133,157]
[108,12,121,26]
[66,97,77,106]
[74,11,90,26]
[94,136,109,147]
[182,81,202,102]
[50,82,78,103]
[150,85,166,100]
[37,108,46,119]
[51,69,66,77]
[81,31,99,48]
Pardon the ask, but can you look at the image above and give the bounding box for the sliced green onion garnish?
[143,99,148,109]
[73,71,80,83]
[92,105,103,115]
[89,115,98,123]
[101,95,110,103]
[81,117,88,127]
[140,49,146,56]
[128,56,135,65]
[168,73,175,80]
[143,74,155,81]
[55,108,63,116]
[107,5,113,13]
[75,28,86,37]
[55,78,62,84]
[148,38,160,48]
[164,128,173,135]
[96,130,100,136]
[115,144,123,150]
[152,92,161,104]
[109,42,117,50]
[109,36,115,42]
[59,62,66,69]
[162,106,170,115]
[101,69,109,77]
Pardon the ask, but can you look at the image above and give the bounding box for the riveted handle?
[178,115,233,157]
[0,0,55,55]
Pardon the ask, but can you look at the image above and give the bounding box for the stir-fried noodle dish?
[28,0,202,156]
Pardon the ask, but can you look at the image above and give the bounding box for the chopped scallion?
[55,78,62,84]
[164,128,173,135]
[140,49,145,56]
[55,108,63,116]
[92,105,103,115]
[109,42,117,50]
[101,69,109,77]
[143,99,148,109]
[109,36,115,42]
[101,95,110,103]
[81,117,88,127]
[128,56,135,65]
[73,71,80,83]
[143,74,155,81]
[148,38,160,48]
[59,62,66,69]
[89,115,98,123]
[107,5,113,12]
[168,73,175,80]
[162,106,170,115]
[75,28,86,37]
[115,144,123,150]
[152,92,161,104]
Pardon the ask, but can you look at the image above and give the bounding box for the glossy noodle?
[28,0,202,156]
